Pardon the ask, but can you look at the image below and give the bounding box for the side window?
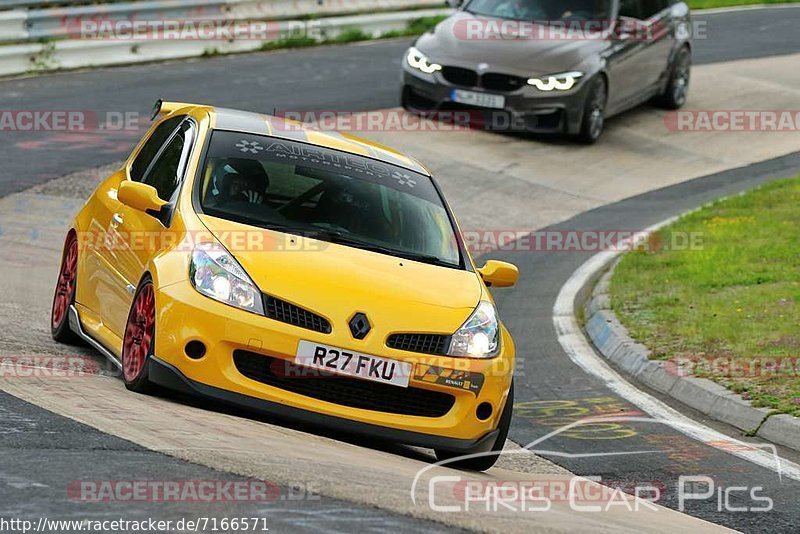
[130,116,184,182]
[618,0,642,19]
[641,0,668,19]
[142,124,193,202]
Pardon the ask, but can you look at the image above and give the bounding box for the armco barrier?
[2,0,444,43]
[0,7,450,76]
[0,9,28,40]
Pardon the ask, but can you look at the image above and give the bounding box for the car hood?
[416,11,607,76]
[198,215,484,333]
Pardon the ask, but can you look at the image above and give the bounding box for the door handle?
[112,213,124,226]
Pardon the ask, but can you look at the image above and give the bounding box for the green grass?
[688,0,798,8]
[611,176,800,416]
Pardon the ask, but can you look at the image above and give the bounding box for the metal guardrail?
[0,5,451,77]
[1,0,443,43]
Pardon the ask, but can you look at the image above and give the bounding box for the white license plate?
[451,89,506,109]
[295,341,411,388]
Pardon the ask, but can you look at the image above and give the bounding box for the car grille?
[233,351,455,418]
[482,72,526,92]
[442,66,479,87]
[441,67,526,93]
[387,333,450,356]
[263,295,331,334]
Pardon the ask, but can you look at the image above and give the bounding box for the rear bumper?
[149,356,499,452]
[402,68,589,135]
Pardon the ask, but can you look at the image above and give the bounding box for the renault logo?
[348,312,371,340]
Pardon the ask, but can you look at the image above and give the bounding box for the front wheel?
[434,381,514,471]
[576,77,607,144]
[122,276,156,393]
[51,232,81,344]
[656,46,691,110]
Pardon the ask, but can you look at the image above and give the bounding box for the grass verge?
[259,15,447,52]
[688,0,798,8]
[610,176,800,416]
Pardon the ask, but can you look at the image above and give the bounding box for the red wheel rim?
[52,235,78,330]
[122,283,155,382]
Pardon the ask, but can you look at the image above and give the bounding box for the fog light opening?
[185,340,206,360]
[476,402,493,421]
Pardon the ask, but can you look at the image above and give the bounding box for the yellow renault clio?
[51,101,518,470]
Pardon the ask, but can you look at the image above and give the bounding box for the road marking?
[553,216,800,482]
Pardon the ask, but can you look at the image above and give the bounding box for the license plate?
[295,341,411,388]
[451,89,506,109]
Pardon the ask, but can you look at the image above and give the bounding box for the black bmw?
[401,0,692,142]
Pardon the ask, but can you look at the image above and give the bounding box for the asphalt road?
[494,152,800,533]
[1,5,800,533]
[1,6,800,196]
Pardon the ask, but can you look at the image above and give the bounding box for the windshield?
[197,131,462,268]
[464,0,611,20]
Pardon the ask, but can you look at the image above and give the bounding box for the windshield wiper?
[309,228,460,268]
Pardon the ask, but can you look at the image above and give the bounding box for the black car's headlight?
[406,46,443,74]
[190,242,264,315]
[528,71,584,91]
[448,301,501,358]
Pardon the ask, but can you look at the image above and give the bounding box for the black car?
[401,0,692,142]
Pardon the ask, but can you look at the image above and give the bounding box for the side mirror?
[477,260,518,288]
[118,181,168,216]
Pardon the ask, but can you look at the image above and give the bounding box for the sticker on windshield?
[236,139,264,154]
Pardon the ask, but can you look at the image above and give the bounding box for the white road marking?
[553,216,800,482]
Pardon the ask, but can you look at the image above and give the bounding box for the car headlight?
[406,46,442,74]
[448,301,500,358]
[190,242,264,315]
[527,71,583,91]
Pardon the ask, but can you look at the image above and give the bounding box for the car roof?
[209,106,431,176]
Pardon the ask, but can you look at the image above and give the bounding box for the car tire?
[657,46,691,110]
[576,76,607,144]
[51,232,81,344]
[122,275,156,394]
[434,380,514,472]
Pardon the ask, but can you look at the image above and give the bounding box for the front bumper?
[153,279,514,447]
[402,67,590,135]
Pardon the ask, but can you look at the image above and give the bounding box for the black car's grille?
[442,66,479,87]
[481,72,526,92]
[233,351,455,418]
[441,66,526,93]
[263,295,331,334]
[387,333,450,356]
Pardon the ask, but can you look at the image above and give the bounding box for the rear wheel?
[576,76,607,144]
[51,232,81,344]
[434,381,514,471]
[122,276,156,393]
[657,46,691,109]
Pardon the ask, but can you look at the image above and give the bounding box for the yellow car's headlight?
[527,71,584,91]
[190,242,264,315]
[448,301,500,358]
[406,46,443,75]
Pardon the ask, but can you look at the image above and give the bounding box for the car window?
[142,124,192,202]
[130,116,184,182]
[640,0,668,18]
[618,0,642,19]
[198,131,462,268]
[466,0,612,20]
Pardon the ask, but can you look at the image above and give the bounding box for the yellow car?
[51,100,518,470]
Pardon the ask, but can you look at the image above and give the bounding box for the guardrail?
[0,3,451,77]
